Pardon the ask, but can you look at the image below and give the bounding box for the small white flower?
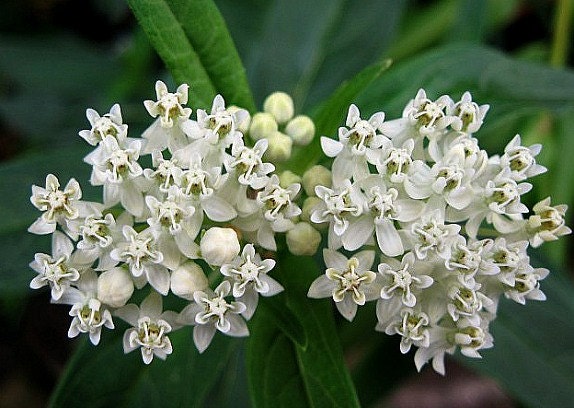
[110,226,170,295]
[404,89,454,136]
[179,280,249,353]
[29,174,99,235]
[177,94,248,166]
[448,92,489,134]
[29,231,82,300]
[143,150,183,193]
[409,210,461,260]
[57,270,114,345]
[527,197,571,247]
[382,309,430,354]
[499,134,547,181]
[220,244,282,319]
[311,179,365,249]
[79,104,128,146]
[227,138,275,189]
[144,81,191,128]
[116,292,177,364]
[308,249,378,321]
[378,252,434,308]
[89,136,147,217]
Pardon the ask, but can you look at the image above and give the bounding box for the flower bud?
[170,261,208,300]
[227,105,251,134]
[285,115,315,146]
[249,112,278,141]
[286,222,322,256]
[279,170,302,189]
[97,267,134,308]
[302,165,332,196]
[301,196,328,230]
[263,92,294,124]
[264,131,292,162]
[200,227,240,266]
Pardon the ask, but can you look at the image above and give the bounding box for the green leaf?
[49,328,244,407]
[288,58,391,174]
[127,0,255,111]
[258,294,307,348]
[216,0,407,109]
[247,314,308,407]
[247,253,360,408]
[461,268,574,408]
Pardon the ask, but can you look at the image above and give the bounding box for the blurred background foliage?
[0,0,573,407]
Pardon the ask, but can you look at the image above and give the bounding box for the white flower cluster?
[307,89,571,374]
[28,81,302,363]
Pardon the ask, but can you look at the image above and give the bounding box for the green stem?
[550,0,573,68]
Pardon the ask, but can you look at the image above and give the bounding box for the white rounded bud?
[263,92,294,124]
[228,105,251,134]
[302,165,332,196]
[285,115,315,146]
[170,261,208,300]
[249,112,278,141]
[279,170,302,188]
[286,222,322,256]
[97,267,134,308]
[200,227,240,266]
[264,131,292,162]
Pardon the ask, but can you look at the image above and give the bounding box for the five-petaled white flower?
[116,292,178,364]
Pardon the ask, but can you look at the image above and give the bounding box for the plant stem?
[550,0,573,68]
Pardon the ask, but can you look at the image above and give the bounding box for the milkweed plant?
[24,0,573,405]
[28,81,570,371]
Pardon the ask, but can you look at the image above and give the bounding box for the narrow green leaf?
[50,328,242,407]
[127,0,255,111]
[281,253,361,408]
[247,252,360,408]
[247,313,309,407]
[258,294,307,348]
[289,58,391,174]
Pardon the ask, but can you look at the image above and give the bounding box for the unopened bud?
[263,92,294,124]
[200,227,240,266]
[286,222,322,256]
[171,261,208,300]
[265,131,292,162]
[97,267,134,308]
[286,115,315,146]
[249,112,278,141]
[301,197,328,230]
[302,165,332,196]
[279,170,302,189]
[228,105,251,134]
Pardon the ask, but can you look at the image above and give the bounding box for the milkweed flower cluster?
[28,82,569,373]
[28,81,306,363]
[307,89,570,374]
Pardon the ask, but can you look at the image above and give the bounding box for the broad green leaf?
[127,0,255,111]
[461,266,574,408]
[288,58,391,174]
[50,327,244,407]
[216,0,407,110]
